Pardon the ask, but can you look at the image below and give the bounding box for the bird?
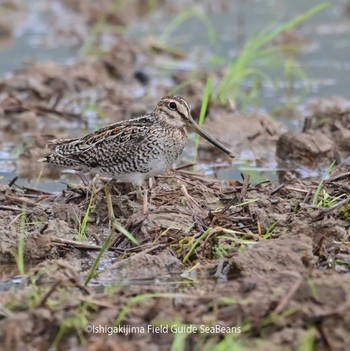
[41,96,234,218]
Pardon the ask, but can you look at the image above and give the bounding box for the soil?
[0,1,350,351]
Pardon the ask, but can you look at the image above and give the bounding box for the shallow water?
[0,265,29,292]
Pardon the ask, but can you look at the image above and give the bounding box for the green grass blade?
[212,2,329,106]
[113,220,139,245]
[84,229,115,286]
[183,228,211,264]
[312,160,335,206]
[76,186,96,241]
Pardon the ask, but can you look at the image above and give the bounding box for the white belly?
[102,157,168,186]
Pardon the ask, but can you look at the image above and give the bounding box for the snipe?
[41,96,234,217]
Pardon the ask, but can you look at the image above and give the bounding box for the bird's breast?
[160,126,187,166]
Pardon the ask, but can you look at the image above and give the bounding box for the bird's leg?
[134,185,149,214]
[104,179,116,221]
[135,185,143,204]
[143,188,148,214]
[76,171,90,187]
[148,177,154,190]
[91,174,100,189]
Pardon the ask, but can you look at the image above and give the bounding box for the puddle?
[0,264,35,293]
[0,271,193,294]
[1,171,79,192]
[88,275,197,294]
[0,275,27,293]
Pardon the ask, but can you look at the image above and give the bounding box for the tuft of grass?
[315,190,347,209]
[76,186,96,242]
[212,2,329,108]
[179,197,259,260]
[213,234,257,258]
[182,228,212,264]
[262,222,278,239]
[312,160,335,206]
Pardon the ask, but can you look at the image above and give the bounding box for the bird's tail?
[38,153,82,168]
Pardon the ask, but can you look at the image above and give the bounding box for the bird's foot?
[135,186,148,215]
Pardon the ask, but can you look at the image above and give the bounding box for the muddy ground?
[0,1,350,351]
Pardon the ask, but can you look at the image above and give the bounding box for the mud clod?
[277,131,335,167]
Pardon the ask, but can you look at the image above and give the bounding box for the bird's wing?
[47,120,152,168]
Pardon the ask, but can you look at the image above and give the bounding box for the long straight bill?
[191,122,235,158]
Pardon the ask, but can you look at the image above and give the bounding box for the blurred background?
[0,0,349,188]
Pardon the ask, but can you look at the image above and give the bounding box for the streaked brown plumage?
[41,96,234,188]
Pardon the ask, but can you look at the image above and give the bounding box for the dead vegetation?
[0,163,350,350]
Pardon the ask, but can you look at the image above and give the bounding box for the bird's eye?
[168,102,177,110]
